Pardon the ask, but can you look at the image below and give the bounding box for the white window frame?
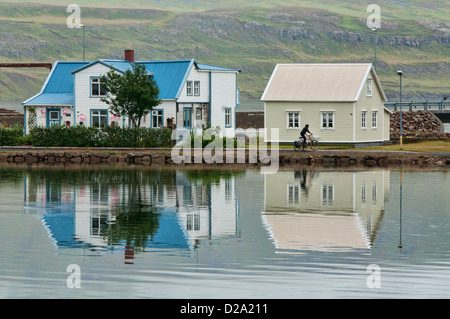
[194,81,200,96]
[372,111,378,129]
[321,184,334,206]
[372,183,377,204]
[91,77,107,97]
[321,111,334,130]
[151,110,163,128]
[361,183,367,204]
[196,108,202,121]
[287,112,300,129]
[186,81,193,96]
[367,79,373,97]
[361,111,367,129]
[91,110,108,128]
[287,184,300,204]
[225,108,232,127]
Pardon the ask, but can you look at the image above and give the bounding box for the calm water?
[0,165,449,299]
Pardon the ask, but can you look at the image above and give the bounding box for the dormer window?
[91,77,107,97]
[366,79,373,97]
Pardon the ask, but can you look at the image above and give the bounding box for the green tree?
[101,63,161,128]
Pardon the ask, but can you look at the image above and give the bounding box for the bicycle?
[294,134,320,152]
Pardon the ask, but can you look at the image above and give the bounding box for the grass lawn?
[358,140,450,153]
[264,140,450,153]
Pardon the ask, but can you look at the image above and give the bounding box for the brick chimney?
[124,49,134,63]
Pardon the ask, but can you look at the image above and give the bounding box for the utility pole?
[397,70,403,149]
[80,24,86,61]
[372,28,377,70]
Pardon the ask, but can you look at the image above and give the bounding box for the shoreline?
[0,147,449,168]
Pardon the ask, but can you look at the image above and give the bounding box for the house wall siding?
[355,76,389,142]
[177,68,210,103]
[210,72,237,136]
[264,101,354,143]
[74,63,112,127]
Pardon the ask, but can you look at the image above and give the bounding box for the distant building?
[261,63,391,146]
[23,50,240,137]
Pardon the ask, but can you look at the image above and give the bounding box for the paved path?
[1,146,449,157]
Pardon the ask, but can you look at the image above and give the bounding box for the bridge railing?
[385,100,449,111]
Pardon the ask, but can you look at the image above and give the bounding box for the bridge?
[385,100,450,122]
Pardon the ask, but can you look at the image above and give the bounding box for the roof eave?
[262,99,357,103]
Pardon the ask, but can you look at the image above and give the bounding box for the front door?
[47,108,61,127]
[183,108,192,129]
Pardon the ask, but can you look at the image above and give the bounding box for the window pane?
[152,110,163,127]
[367,79,372,96]
[92,83,99,96]
[100,81,107,96]
[100,117,107,127]
[92,116,100,128]
[194,81,200,96]
[225,109,231,126]
[50,111,59,120]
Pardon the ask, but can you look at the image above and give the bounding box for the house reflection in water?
[23,169,239,262]
[262,169,390,253]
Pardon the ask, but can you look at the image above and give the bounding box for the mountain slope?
[0,1,448,110]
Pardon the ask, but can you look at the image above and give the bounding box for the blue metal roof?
[71,60,142,75]
[40,206,190,250]
[23,61,89,106]
[25,93,75,106]
[197,63,241,72]
[23,58,237,105]
[138,60,193,100]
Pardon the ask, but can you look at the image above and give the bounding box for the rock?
[141,156,151,164]
[151,154,166,164]
[14,156,24,163]
[25,154,38,164]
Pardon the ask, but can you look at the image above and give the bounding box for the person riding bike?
[300,124,312,148]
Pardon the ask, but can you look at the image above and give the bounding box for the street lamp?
[372,28,377,70]
[79,24,85,61]
[397,70,403,148]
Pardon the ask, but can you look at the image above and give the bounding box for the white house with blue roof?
[23,50,240,136]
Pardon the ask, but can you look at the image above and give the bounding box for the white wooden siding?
[210,72,237,136]
[177,68,210,103]
[74,63,112,127]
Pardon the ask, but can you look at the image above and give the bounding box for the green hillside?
[0,1,448,110]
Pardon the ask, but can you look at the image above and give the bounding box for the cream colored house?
[262,169,390,252]
[261,63,391,146]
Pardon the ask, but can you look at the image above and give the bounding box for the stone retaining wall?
[0,150,448,167]
[390,111,449,142]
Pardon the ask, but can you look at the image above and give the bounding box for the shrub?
[0,125,25,146]
[27,125,174,148]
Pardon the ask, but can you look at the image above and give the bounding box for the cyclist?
[300,124,312,148]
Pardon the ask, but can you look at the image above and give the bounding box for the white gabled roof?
[261,63,387,103]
